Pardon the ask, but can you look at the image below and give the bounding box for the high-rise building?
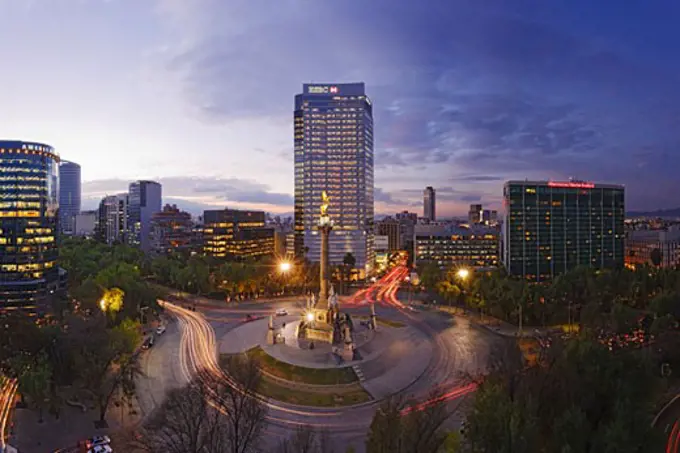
[58,161,81,236]
[468,204,483,225]
[0,140,60,312]
[423,186,436,222]
[294,83,374,278]
[74,210,97,237]
[128,180,162,252]
[503,180,625,281]
[96,193,129,245]
[149,204,193,255]
[415,224,499,269]
[203,209,274,259]
[375,217,401,251]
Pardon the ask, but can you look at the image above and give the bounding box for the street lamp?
[456,268,470,280]
[279,261,292,273]
[99,299,106,312]
[306,312,314,322]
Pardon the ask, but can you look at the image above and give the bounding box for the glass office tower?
[128,180,162,252]
[0,140,59,312]
[294,83,374,278]
[423,186,435,222]
[58,160,81,235]
[503,180,625,282]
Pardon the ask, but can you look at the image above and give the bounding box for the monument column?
[318,191,333,308]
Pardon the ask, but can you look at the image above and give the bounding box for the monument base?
[306,324,334,343]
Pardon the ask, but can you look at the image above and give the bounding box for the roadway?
[0,376,18,452]
[139,265,501,449]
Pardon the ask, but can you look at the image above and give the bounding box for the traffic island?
[243,346,358,385]
[219,350,372,407]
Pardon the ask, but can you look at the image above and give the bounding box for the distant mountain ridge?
[627,207,680,218]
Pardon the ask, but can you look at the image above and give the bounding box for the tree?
[463,337,663,452]
[100,287,125,314]
[366,393,452,453]
[342,253,357,294]
[18,353,52,423]
[134,380,227,453]
[419,263,442,295]
[650,248,662,267]
[217,355,269,453]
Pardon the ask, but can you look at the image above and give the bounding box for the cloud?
[451,175,505,182]
[82,176,293,213]
[150,0,680,212]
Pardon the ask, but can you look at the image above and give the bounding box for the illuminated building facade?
[203,209,274,259]
[414,224,499,269]
[294,83,374,277]
[96,193,129,245]
[0,140,59,312]
[468,204,483,225]
[149,204,193,255]
[128,180,162,252]
[58,160,81,236]
[503,180,625,281]
[423,187,435,222]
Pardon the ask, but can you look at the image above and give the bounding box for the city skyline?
[2,1,680,216]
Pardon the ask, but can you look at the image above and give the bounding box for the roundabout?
[156,265,502,450]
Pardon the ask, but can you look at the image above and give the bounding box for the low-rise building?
[625,226,680,269]
[149,204,193,255]
[415,224,499,269]
[203,209,274,259]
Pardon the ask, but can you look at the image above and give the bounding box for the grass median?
[241,347,358,385]
[257,378,372,407]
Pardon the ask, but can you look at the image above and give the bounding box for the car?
[142,336,154,349]
[86,435,111,447]
[88,445,113,453]
[156,325,166,335]
[245,314,255,322]
[275,308,288,316]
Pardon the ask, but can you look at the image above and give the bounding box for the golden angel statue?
[320,191,330,217]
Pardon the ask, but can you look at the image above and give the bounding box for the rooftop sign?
[548,181,595,189]
[307,85,339,94]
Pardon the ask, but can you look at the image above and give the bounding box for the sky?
[1,0,679,217]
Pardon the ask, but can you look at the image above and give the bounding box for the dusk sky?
[1,0,679,217]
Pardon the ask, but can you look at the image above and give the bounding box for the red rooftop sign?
[548,181,595,189]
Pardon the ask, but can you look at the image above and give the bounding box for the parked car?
[275,308,288,316]
[142,336,154,350]
[86,435,111,448]
[88,445,113,453]
[156,325,166,335]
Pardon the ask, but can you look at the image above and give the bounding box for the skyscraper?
[96,193,129,244]
[503,180,625,281]
[294,83,374,277]
[0,140,60,312]
[128,180,162,252]
[58,161,81,236]
[423,186,435,222]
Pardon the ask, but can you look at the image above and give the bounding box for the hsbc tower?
[293,83,375,278]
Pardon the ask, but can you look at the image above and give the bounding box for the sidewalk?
[417,302,548,338]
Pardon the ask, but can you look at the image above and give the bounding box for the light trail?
[668,420,680,453]
[0,377,18,450]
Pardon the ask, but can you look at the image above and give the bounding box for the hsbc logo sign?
[308,85,340,94]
